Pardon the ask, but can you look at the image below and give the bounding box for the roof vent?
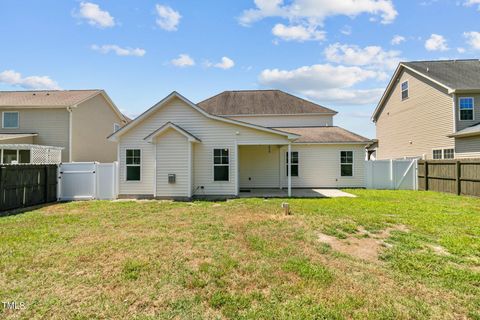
[426,67,429,72]
[46,93,50,96]
[33,93,36,96]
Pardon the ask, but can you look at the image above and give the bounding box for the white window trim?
[458,97,475,121]
[443,148,455,160]
[2,111,19,129]
[212,147,230,183]
[401,80,409,101]
[340,150,355,178]
[113,123,121,132]
[125,148,142,182]
[432,147,455,160]
[285,151,299,177]
[432,149,443,160]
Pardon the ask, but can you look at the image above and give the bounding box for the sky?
[1,0,480,138]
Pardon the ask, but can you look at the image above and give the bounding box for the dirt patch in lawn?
[317,225,409,262]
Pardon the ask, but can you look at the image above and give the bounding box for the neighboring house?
[0,90,127,163]
[372,59,480,160]
[108,90,370,199]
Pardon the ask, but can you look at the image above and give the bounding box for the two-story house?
[372,59,480,160]
[0,90,128,163]
[108,90,371,199]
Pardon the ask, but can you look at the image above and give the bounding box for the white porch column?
[188,141,192,198]
[235,141,239,196]
[287,143,292,197]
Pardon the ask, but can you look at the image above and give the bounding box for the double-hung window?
[459,97,474,121]
[213,148,229,181]
[401,81,409,100]
[126,149,141,181]
[433,148,455,160]
[433,149,443,160]
[286,151,299,177]
[340,151,354,177]
[2,112,19,128]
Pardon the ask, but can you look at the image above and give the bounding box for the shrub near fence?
[0,164,57,212]
[418,160,480,197]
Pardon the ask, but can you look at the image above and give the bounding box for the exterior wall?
[455,93,480,131]
[455,136,480,159]
[279,144,366,188]
[239,145,281,188]
[117,97,290,196]
[71,94,124,162]
[155,129,190,197]
[227,114,333,128]
[0,108,69,161]
[375,68,454,160]
[0,136,34,144]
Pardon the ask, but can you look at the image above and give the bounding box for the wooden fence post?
[456,161,461,196]
[424,161,429,191]
[0,167,4,210]
[44,165,49,203]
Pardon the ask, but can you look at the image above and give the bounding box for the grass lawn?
[1,190,480,319]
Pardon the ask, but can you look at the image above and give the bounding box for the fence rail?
[0,164,57,212]
[418,160,480,197]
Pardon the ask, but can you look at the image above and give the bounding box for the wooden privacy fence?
[0,164,57,212]
[418,160,480,197]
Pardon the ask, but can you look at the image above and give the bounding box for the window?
[2,112,19,128]
[459,97,474,121]
[213,148,229,181]
[113,123,121,132]
[2,150,17,164]
[126,149,141,181]
[433,149,443,160]
[340,151,354,177]
[443,149,455,159]
[286,151,299,177]
[401,81,409,100]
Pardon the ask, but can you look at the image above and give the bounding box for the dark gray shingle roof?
[403,59,480,90]
[197,90,337,115]
[274,126,371,143]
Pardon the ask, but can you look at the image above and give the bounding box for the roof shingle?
[274,126,371,143]
[197,90,337,115]
[0,90,101,107]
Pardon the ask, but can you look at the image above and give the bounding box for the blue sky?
[1,0,480,137]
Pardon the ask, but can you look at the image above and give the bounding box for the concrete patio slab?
[238,188,357,198]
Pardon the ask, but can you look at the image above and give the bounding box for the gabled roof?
[372,59,480,122]
[274,126,371,144]
[197,90,337,116]
[0,89,127,123]
[108,91,300,141]
[448,122,480,138]
[144,122,201,143]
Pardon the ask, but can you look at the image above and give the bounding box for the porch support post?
[235,141,239,196]
[287,143,292,197]
[188,142,192,198]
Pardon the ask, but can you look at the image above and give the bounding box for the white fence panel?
[58,162,118,201]
[365,159,418,190]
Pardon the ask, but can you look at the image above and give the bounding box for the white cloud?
[76,2,115,28]
[91,44,146,57]
[205,57,236,69]
[302,88,385,105]
[457,47,466,53]
[155,4,181,31]
[464,0,480,9]
[464,31,480,50]
[171,54,195,67]
[239,0,398,26]
[340,25,352,36]
[425,34,449,51]
[0,70,60,90]
[324,43,401,70]
[391,35,406,45]
[272,23,325,41]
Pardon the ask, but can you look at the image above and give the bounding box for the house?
[0,90,128,163]
[371,59,480,160]
[108,90,371,199]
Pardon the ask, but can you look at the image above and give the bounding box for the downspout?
[67,106,73,162]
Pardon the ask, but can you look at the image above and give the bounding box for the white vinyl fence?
[58,162,118,200]
[365,159,418,190]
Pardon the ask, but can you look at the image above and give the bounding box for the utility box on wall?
[168,174,176,184]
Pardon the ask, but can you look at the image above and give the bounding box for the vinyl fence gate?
[365,159,418,190]
[58,162,118,201]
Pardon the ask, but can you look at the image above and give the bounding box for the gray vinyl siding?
[455,93,480,131]
[375,68,455,160]
[155,129,190,197]
[0,108,70,161]
[455,136,480,158]
[118,97,291,196]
